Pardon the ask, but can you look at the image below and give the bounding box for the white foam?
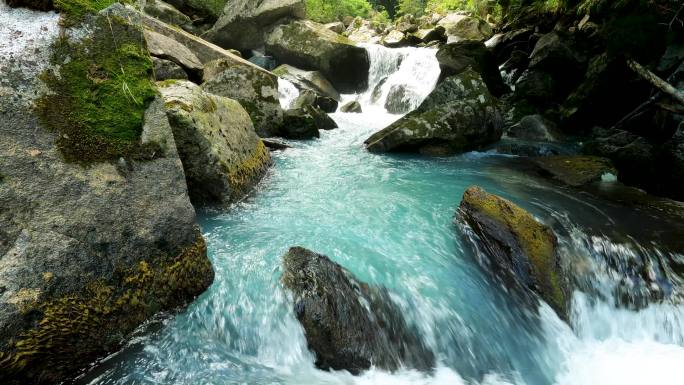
[278,77,300,110]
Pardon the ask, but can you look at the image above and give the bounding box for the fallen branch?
[627,59,684,106]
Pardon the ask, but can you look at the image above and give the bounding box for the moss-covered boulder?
[201,58,283,137]
[281,247,435,374]
[437,13,492,42]
[534,156,617,187]
[265,20,370,93]
[143,0,194,33]
[159,80,271,204]
[458,186,568,319]
[365,69,502,154]
[204,0,305,51]
[0,8,213,384]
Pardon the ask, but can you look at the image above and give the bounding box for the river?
[79,44,684,385]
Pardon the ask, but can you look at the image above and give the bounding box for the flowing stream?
[81,45,684,385]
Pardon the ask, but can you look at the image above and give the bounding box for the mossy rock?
[535,156,617,187]
[37,11,158,163]
[459,186,568,319]
[0,233,213,384]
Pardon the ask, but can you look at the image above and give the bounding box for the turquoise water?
[80,46,684,385]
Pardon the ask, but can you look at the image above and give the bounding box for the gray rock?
[340,100,362,113]
[437,40,509,97]
[365,69,502,154]
[152,57,189,80]
[281,247,435,374]
[0,9,213,383]
[382,30,407,47]
[514,69,555,102]
[279,108,320,139]
[201,58,283,137]
[324,21,345,34]
[144,29,204,77]
[273,64,341,101]
[205,0,306,51]
[265,20,370,93]
[384,84,412,114]
[437,13,492,42]
[143,0,194,32]
[158,80,271,204]
[412,25,446,43]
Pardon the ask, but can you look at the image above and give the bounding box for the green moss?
[462,187,567,315]
[37,15,159,163]
[0,234,213,384]
[227,140,271,199]
[53,0,123,25]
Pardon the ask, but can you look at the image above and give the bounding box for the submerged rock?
[204,0,306,51]
[365,69,502,154]
[265,20,370,93]
[281,247,435,374]
[201,58,283,137]
[458,187,568,318]
[158,80,271,204]
[534,156,616,187]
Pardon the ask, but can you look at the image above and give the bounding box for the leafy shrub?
[305,0,374,22]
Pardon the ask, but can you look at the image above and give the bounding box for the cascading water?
[278,78,300,110]
[80,45,684,385]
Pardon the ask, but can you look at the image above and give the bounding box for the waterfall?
[278,77,300,110]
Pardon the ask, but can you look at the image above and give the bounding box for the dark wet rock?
[534,156,616,187]
[514,69,556,103]
[315,95,339,113]
[507,114,559,142]
[292,90,339,114]
[384,84,413,114]
[459,187,569,319]
[265,20,370,93]
[262,138,291,150]
[366,69,502,154]
[205,0,306,51]
[528,31,586,99]
[486,138,571,157]
[273,64,341,102]
[436,40,509,97]
[487,28,534,64]
[152,57,189,81]
[281,247,435,374]
[201,58,283,137]
[158,80,271,204]
[279,105,335,138]
[340,101,363,113]
[6,0,53,11]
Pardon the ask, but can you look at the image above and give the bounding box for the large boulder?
[436,40,509,97]
[281,247,434,374]
[437,13,492,42]
[204,0,306,51]
[201,58,283,137]
[0,9,213,384]
[459,187,568,319]
[152,57,189,80]
[158,80,271,204]
[365,69,502,154]
[265,20,370,93]
[272,64,341,101]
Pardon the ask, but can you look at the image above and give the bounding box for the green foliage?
[396,0,426,16]
[305,0,374,23]
[38,15,158,163]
